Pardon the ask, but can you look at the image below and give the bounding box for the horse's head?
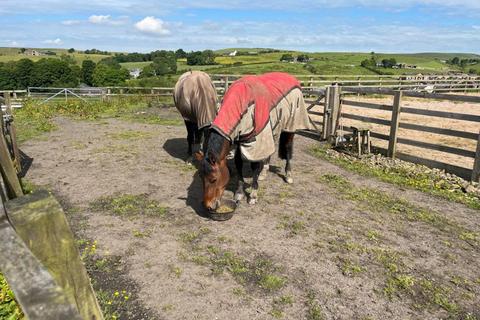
[196,131,231,211]
[196,150,230,211]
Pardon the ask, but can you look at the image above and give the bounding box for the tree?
[0,62,17,89]
[186,50,216,65]
[20,48,26,54]
[175,49,187,59]
[60,54,76,65]
[68,48,75,53]
[280,54,294,62]
[82,60,96,86]
[31,58,79,87]
[14,59,35,89]
[381,58,397,68]
[92,64,129,86]
[450,57,460,65]
[297,54,310,63]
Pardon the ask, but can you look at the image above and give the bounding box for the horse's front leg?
[234,144,246,202]
[248,161,264,205]
[279,132,295,184]
[258,156,270,181]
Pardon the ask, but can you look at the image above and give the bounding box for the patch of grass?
[318,174,476,243]
[190,246,287,293]
[305,291,325,320]
[277,215,306,236]
[366,230,381,242]
[169,265,183,278]
[96,289,131,320]
[418,279,458,313]
[14,97,163,143]
[90,194,168,217]
[21,179,38,194]
[309,145,480,210]
[339,258,365,277]
[0,273,24,320]
[162,304,175,312]
[132,229,151,238]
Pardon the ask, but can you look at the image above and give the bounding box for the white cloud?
[134,16,170,36]
[89,15,111,24]
[62,20,80,25]
[43,38,63,45]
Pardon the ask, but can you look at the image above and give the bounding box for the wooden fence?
[0,97,103,319]
[308,85,480,182]
[0,73,477,103]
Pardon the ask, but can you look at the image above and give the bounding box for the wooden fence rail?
[315,85,480,181]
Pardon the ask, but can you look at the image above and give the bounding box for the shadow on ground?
[163,138,189,162]
[19,150,34,178]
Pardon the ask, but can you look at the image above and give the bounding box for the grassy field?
[0,47,112,64]
[1,47,479,77]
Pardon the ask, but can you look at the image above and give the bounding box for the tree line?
[0,58,129,89]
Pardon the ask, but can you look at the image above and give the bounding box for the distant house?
[129,68,141,79]
[396,63,417,69]
[25,49,43,56]
[229,50,237,57]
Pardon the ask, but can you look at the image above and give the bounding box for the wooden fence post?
[321,86,331,140]
[7,190,104,320]
[224,76,229,93]
[326,85,341,144]
[0,110,23,199]
[472,130,480,182]
[387,91,403,158]
[4,92,11,107]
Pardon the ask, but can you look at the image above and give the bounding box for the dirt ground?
[309,94,480,171]
[20,110,480,320]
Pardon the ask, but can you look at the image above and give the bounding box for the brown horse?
[196,72,312,211]
[173,71,218,162]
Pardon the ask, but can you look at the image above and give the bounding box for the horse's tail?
[278,132,294,160]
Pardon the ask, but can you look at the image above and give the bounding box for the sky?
[0,0,479,53]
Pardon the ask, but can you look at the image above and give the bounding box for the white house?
[229,50,237,57]
[129,68,141,79]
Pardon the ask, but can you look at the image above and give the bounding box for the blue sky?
[0,0,479,53]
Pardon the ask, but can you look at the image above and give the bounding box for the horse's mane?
[202,129,227,174]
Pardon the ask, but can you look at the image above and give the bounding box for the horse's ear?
[194,151,204,161]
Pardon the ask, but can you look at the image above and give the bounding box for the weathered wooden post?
[321,86,331,140]
[387,91,403,158]
[0,109,23,199]
[4,92,12,108]
[6,190,105,320]
[325,85,341,144]
[472,130,480,182]
[224,76,229,94]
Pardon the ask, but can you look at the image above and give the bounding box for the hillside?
[1,47,479,83]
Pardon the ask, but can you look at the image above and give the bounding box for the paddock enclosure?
[0,74,479,319]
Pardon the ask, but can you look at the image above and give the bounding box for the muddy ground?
[21,109,479,320]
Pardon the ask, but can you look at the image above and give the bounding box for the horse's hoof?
[185,156,193,165]
[248,198,257,205]
[234,192,245,201]
[285,176,294,184]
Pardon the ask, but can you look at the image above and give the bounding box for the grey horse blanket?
[212,72,312,161]
[173,71,218,129]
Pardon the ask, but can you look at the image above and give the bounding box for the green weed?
[310,145,480,210]
[91,194,168,217]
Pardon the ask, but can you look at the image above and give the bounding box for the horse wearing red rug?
[197,72,312,211]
